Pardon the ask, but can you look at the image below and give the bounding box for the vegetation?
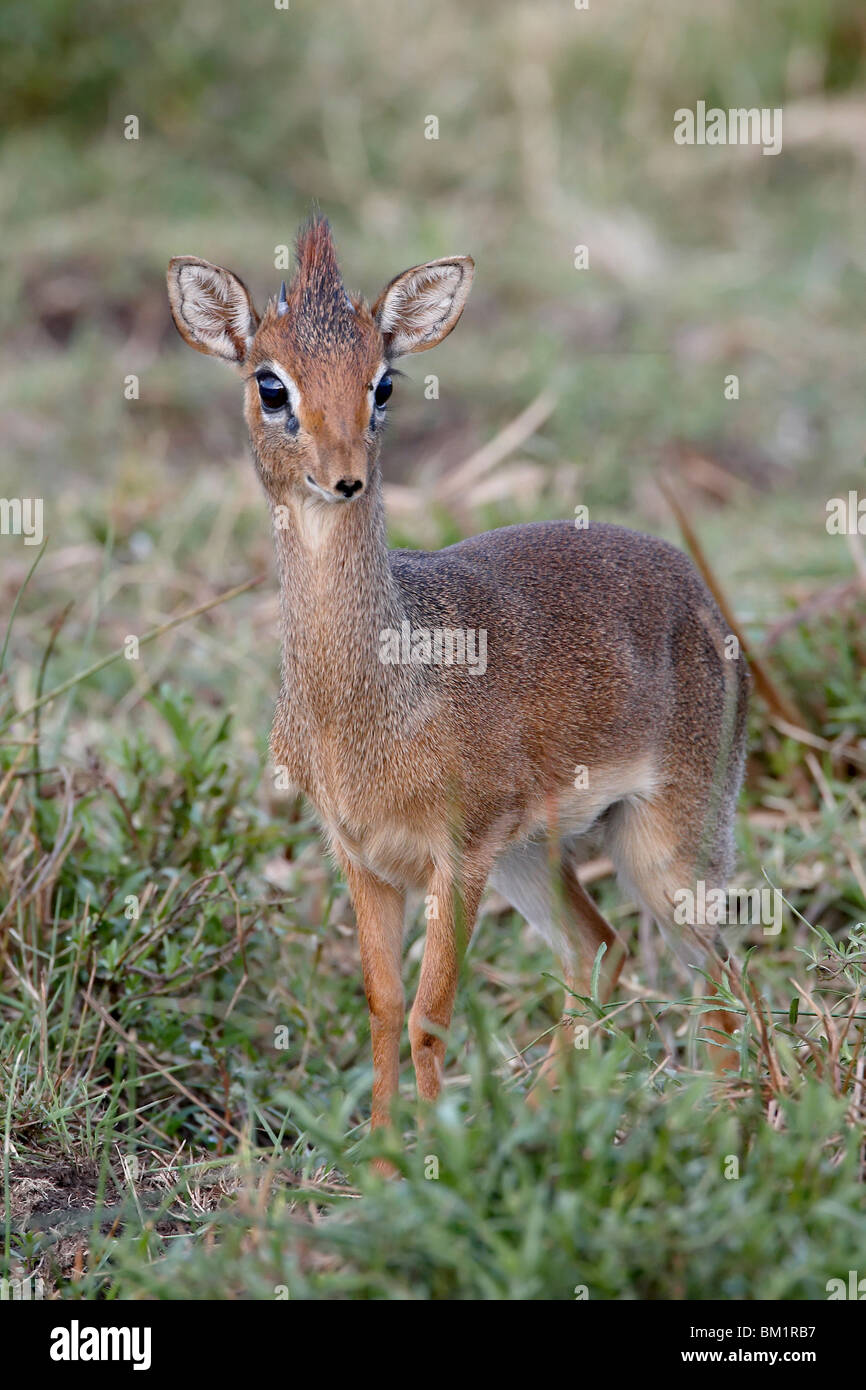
[1,0,865,1299]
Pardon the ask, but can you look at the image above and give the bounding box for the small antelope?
[167,217,749,1129]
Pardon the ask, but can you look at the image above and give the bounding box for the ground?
[1,0,865,1299]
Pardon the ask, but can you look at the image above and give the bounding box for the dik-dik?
[167,216,749,1129]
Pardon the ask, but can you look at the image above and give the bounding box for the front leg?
[339,854,406,1130]
[409,865,486,1103]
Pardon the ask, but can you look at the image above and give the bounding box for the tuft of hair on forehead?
[294,215,343,300]
[278,214,363,356]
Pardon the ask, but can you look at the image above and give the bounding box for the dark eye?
[257,373,289,411]
[374,375,392,409]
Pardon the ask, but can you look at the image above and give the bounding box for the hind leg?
[489,837,627,1092]
[534,852,629,1093]
[605,792,741,1073]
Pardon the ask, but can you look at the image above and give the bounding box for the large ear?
[166,256,259,365]
[372,256,474,358]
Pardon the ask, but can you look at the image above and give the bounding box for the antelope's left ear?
[372,256,474,358]
[167,256,260,366]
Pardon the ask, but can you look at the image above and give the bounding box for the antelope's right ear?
[166,257,260,365]
[373,256,474,358]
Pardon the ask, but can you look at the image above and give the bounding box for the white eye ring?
[255,362,301,417]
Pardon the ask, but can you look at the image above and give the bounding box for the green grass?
[1,0,866,1300]
[1,490,864,1299]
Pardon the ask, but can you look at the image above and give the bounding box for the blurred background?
[3,0,866,568]
[3,0,866,754]
[2,0,866,1299]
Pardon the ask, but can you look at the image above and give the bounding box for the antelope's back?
[387,520,749,779]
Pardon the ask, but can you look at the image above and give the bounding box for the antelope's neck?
[269,481,421,788]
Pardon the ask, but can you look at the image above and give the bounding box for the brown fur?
[166,218,751,1133]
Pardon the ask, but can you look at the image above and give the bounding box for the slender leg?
[702,956,741,1077]
[409,865,485,1104]
[605,794,742,1074]
[532,851,628,1095]
[488,835,628,1095]
[340,854,406,1130]
[560,853,628,998]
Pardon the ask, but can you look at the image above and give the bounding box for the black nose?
[335,478,363,498]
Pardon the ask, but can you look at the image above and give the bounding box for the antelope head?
[167,216,474,507]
